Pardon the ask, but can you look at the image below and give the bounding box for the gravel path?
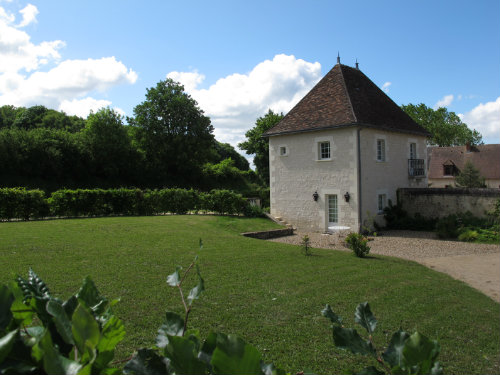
[268,230,500,301]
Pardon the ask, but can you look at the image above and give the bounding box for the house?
[263,60,430,233]
[428,144,500,188]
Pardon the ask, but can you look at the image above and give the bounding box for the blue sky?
[1,0,499,148]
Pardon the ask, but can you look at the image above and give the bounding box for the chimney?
[337,52,340,65]
[355,59,359,70]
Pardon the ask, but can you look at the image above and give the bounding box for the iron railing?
[408,159,425,177]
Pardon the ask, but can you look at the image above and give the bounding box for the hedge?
[0,187,261,220]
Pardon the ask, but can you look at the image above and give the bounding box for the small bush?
[345,232,370,258]
[436,214,459,239]
[301,235,312,256]
[458,229,479,242]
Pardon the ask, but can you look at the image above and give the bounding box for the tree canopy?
[128,79,215,187]
[455,161,486,188]
[401,103,482,146]
[239,110,284,185]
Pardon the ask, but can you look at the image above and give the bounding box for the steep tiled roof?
[428,144,500,179]
[264,63,430,137]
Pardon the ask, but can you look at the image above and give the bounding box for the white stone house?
[263,61,430,233]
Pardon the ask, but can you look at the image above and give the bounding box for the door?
[328,195,338,226]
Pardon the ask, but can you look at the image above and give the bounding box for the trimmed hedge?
[0,187,260,220]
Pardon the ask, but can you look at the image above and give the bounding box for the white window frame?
[319,141,331,160]
[409,142,417,159]
[376,139,386,162]
[327,194,338,224]
[377,193,387,214]
[279,145,288,156]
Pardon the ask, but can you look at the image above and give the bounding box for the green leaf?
[9,281,33,326]
[401,332,440,374]
[0,285,14,330]
[156,311,184,348]
[321,304,342,325]
[198,331,217,370]
[354,302,377,334]
[166,266,182,287]
[332,326,376,357]
[165,335,207,375]
[382,330,410,368]
[187,265,205,306]
[211,333,263,375]
[76,277,108,315]
[94,315,125,370]
[72,303,100,361]
[0,329,18,363]
[123,349,169,375]
[32,329,82,375]
[46,299,74,345]
[353,366,385,375]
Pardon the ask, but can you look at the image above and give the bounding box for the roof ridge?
[338,64,357,122]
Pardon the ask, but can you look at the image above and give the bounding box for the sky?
[1,0,499,153]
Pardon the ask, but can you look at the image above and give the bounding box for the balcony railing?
[408,159,425,177]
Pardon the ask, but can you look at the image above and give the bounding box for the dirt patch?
[268,230,500,302]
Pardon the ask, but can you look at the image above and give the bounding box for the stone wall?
[241,228,294,240]
[398,188,500,219]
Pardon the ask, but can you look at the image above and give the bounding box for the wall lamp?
[313,191,319,201]
[344,192,350,202]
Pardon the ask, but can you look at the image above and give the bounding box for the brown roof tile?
[264,63,430,137]
[428,144,500,180]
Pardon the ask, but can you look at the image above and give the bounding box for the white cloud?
[434,94,454,109]
[167,54,322,146]
[17,3,38,27]
[459,97,500,143]
[382,81,391,93]
[0,3,137,118]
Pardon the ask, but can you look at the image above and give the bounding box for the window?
[377,194,387,214]
[409,143,417,159]
[443,165,457,176]
[328,195,338,224]
[377,139,386,161]
[279,146,287,156]
[319,141,331,160]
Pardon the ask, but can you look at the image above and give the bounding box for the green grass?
[1,215,499,374]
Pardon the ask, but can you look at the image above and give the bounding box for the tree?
[129,79,215,187]
[455,160,486,188]
[238,110,284,185]
[83,108,140,186]
[401,103,482,146]
[213,141,249,171]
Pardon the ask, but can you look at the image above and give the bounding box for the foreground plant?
[322,302,442,375]
[123,239,288,375]
[0,268,124,374]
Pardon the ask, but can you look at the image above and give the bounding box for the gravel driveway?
[268,230,500,302]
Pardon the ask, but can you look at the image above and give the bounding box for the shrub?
[301,234,312,256]
[345,232,370,258]
[458,229,479,242]
[436,214,459,239]
[0,187,49,220]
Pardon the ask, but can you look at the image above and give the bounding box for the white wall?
[269,128,359,232]
[358,129,428,228]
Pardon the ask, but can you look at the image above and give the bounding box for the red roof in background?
[264,63,430,137]
[428,144,500,179]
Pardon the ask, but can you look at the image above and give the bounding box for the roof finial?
[337,52,340,65]
[355,59,359,70]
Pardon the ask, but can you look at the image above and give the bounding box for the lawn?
[1,215,499,374]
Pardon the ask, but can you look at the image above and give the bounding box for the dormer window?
[443,160,458,176]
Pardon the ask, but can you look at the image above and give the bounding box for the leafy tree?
[239,109,284,185]
[455,160,486,188]
[214,141,249,171]
[129,79,215,187]
[0,105,22,129]
[12,105,48,130]
[83,108,140,186]
[401,103,482,146]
